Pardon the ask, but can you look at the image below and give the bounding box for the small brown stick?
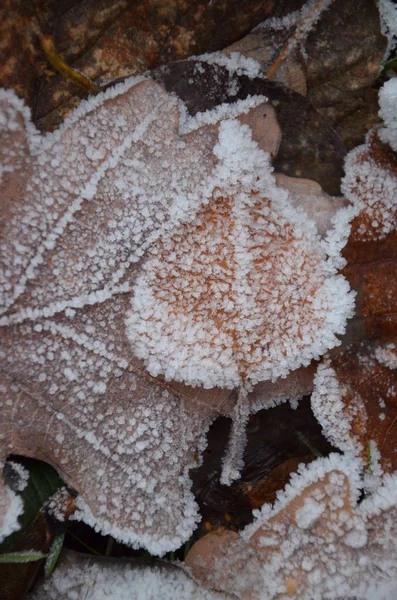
[265,0,333,80]
[40,35,102,93]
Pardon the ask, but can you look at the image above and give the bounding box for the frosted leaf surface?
[312,342,397,472]
[186,454,397,599]
[0,485,23,544]
[379,78,397,153]
[342,130,397,242]
[127,119,355,389]
[0,79,228,323]
[0,81,282,553]
[28,551,230,600]
[379,0,397,62]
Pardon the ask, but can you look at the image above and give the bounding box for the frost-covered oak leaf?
[0,79,282,553]
[186,454,397,599]
[0,71,355,551]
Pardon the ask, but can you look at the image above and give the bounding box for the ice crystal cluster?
[342,79,397,242]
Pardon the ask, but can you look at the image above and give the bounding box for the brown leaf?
[186,455,397,599]
[224,0,387,150]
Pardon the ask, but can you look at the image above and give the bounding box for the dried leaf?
[28,549,230,600]
[186,454,397,599]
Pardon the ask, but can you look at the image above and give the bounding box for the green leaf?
[45,532,65,577]
[0,551,46,563]
[0,457,65,551]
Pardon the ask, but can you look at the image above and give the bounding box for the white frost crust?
[243,453,362,540]
[311,359,363,457]
[379,78,397,152]
[0,485,23,543]
[28,557,229,600]
[127,118,355,390]
[375,343,397,370]
[379,0,397,63]
[342,131,397,242]
[195,51,262,79]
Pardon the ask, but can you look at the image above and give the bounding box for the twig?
[40,35,102,93]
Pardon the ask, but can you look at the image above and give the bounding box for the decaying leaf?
[185,454,397,599]
[0,0,283,132]
[312,340,397,472]
[224,0,388,150]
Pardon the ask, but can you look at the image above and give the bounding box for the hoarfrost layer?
[127,118,355,389]
[0,80,276,554]
[187,455,397,599]
[28,555,230,600]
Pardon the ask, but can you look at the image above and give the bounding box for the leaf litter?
[1,0,397,597]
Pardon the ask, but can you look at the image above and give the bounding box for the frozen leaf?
[342,131,397,243]
[186,454,397,599]
[126,123,354,390]
[0,51,356,551]
[0,78,281,553]
[312,340,397,472]
[28,551,232,600]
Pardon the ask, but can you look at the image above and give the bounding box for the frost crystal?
[0,485,23,543]
[379,78,397,153]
